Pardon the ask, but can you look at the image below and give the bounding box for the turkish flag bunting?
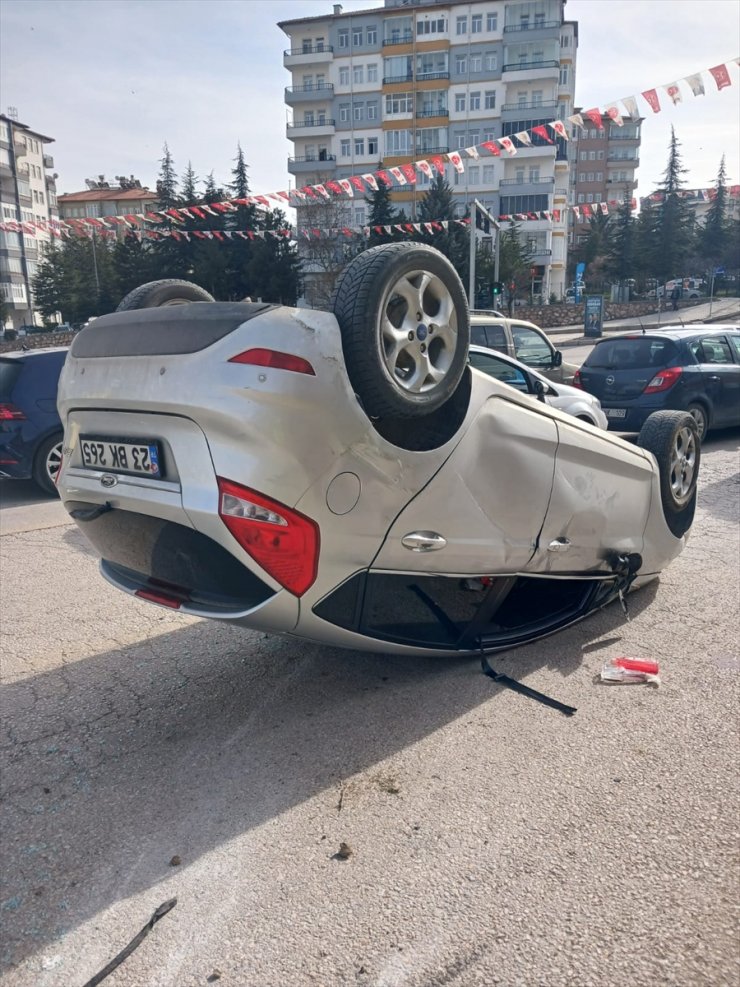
[325,181,343,195]
[621,96,640,119]
[708,64,731,90]
[498,137,517,155]
[606,105,624,125]
[465,145,479,159]
[685,73,705,96]
[664,83,682,105]
[447,152,464,174]
[400,163,417,183]
[313,185,331,199]
[430,156,446,175]
[599,202,609,215]
[213,231,225,241]
[549,120,568,140]
[350,176,365,192]
[572,206,581,220]
[424,223,434,234]
[338,179,354,197]
[532,125,553,144]
[389,167,407,185]
[375,170,393,187]
[480,140,501,157]
[514,131,532,146]
[416,160,433,178]
[642,88,661,113]
[362,173,379,190]
[583,108,604,129]
[192,231,207,239]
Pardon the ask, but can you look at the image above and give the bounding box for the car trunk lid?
[577,336,680,400]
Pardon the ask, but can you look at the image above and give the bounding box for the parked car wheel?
[687,401,709,441]
[637,411,700,538]
[332,243,470,419]
[116,279,215,311]
[33,431,64,496]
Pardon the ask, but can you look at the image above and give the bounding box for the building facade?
[0,112,59,330]
[569,111,642,247]
[57,182,159,223]
[279,0,578,300]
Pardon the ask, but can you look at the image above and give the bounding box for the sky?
[1,0,738,207]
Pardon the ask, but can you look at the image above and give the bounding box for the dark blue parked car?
[0,347,68,495]
[574,325,740,439]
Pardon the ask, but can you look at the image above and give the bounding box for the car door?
[510,321,562,381]
[692,335,740,426]
[468,349,533,396]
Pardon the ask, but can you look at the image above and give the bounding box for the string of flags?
[1,55,736,245]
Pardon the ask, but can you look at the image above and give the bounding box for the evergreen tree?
[697,155,733,268]
[225,144,258,299]
[650,128,694,281]
[112,235,156,301]
[607,195,635,284]
[248,209,301,304]
[366,183,398,245]
[180,161,199,206]
[416,174,469,283]
[155,142,179,209]
[153,142,186,278]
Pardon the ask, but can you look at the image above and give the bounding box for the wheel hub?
[416,323,428,341]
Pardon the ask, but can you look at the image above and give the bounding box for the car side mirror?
[534,378,547,403]
[552,350,563,368]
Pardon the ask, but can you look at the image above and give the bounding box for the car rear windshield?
[0,358,22,400]
[583,337,679,370]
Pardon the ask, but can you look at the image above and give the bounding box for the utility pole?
[468,199,501,307]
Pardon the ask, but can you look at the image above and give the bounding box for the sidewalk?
[546,297,740,346]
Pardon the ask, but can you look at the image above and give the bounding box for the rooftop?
[0,113,54,144]
[57,188,158,203]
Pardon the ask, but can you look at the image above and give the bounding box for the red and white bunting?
[685,73,705,96]
[514,130,532,146]
[389,166,407,185]
[709,64,732,89]
[447,151,465,174]
[664,83,683,105]
[621,96,640,120]
[498,137,517,155]
[642,88,661,113]
[605,105,624,126]
[464,145,480,159]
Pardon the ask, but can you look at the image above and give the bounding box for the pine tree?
[248,209,302,304]
[180,161,199,206]
[607,195,635,284]
[416,174,468,282]
[155,142,179,210]
[697,155,732,267]
[650,128,694,281]
[225,144,258,299]
[366,183,398,245]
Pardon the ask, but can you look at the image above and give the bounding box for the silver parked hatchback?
[56,245,699,658]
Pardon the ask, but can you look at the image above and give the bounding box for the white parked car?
[468,345,608,429]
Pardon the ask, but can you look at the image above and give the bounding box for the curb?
[546,308,740,346]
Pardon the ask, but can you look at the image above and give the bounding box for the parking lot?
[1,423,738,987]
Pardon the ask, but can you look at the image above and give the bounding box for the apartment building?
[58,182,159,223]
[0,111,59,330]
[640,186,740,227]
[279,0,578,300]
[569,111,642,246]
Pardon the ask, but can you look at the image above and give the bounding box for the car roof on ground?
[0,347,69,360]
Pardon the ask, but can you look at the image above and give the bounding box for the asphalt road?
[1,432,739,987]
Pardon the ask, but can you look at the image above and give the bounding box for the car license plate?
[605,408,627,419]
[80,438,161,477]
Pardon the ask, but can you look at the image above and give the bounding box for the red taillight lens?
[0,403,26,421]
[572,369,583,389]
[643,366,682,394]
[135,588,182,609]
[217,478,320,597]
[229,348,315,376]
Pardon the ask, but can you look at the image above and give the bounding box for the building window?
[471,14,482,33]
[589,151,596,160]
[339,103,350,122]
[367,63,378,82]
[455,93,466,112]
[469,130,479,145]
[457,135,467,149]
[484,131,495,142]
[340,139,351,157]
[385,129,411,154]
[368,136,378,155]
[483,165,495,184]
[560,34,570,47]
[456,15,467,34]
[417,17,446,35]
[385,92,413,114]
[355,138,365,155]
[455,54,467,74]
[597,150,604,159]
[587,172,594,181]
[353,65,364,84]
[367,102,378,120]
[559,65,569,86]
[499,194,550,213]
[484,52,497,71]
[470,54,482,72]
[578,172,586,182]
[353,28,363,46]
[338,29,348,48]
[586,193,593,203]
[339,66,349,85]
[355,207,366,225]
[470,91,481,111]
[484,90,496,110]
[579,151,587,161]
[594,192,602,202]
[487,12,498,31]
[469,166,480,184]
[354,103,363,121]
[577,193,585,203]
[366,26,377,45]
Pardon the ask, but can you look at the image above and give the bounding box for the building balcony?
[415,146,449,155]
[503,20,560,35]
[383,33,414,46]
[45,173,57,188]
[502,60,559,80]
[283,45,334,68]
[500,176,555,188]
[43,153,54,169]
[287,119,336,139]
[288,154,337,175]
[502,100,558,114]
[383,73,413,85]
[607,155,639,166]
[416,72,450,82]
[285,83,334,105]
[607,132,641,141]
[415,108,449,119]
[529,246,552,257]
[500,144,556,159]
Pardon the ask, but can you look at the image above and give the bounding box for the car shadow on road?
[0,581,658,971]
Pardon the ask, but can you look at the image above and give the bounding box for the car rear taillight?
[643,366,683,394]
[217,477,320,597]
[0,403,26,420]
[572,369,583,389]
[229,349,315,375]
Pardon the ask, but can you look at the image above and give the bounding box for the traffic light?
[475,212,491,234]
[492,281,504,296]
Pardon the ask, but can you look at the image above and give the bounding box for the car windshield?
[583,338,679,370]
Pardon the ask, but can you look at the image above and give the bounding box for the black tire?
[332,243,470,419]
[637,410,700,538]
[116,279,215,311]
[33,432,64,497]
[687,401,709,441]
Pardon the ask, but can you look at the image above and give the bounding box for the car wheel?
[116,279,215,311]
[637,410,700,538]
[332,243,470,419]
[687,402,709,441]
[33,432,64,497]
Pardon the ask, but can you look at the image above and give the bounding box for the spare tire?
[332,243,469,419]
[637,410,700,538]
[116,279,215,311]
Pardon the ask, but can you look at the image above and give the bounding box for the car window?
[0,359,22,399]
[470,323,507,352]
[728,334,740,360]
[695,337,734,364]
[468,351,530,392]
[583,338,678,370]
[510,324,552,366]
